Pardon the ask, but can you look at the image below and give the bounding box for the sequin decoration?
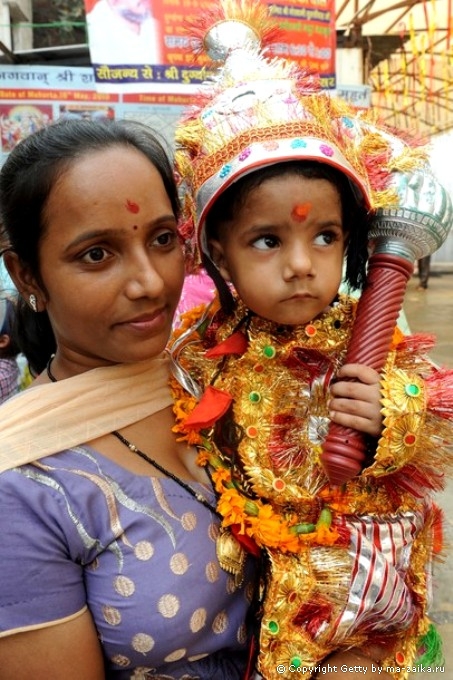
[320,144,334,157]
[268,620,279,635]
[405,383,421,397]
[263,345,276,359]
[272,478,286,492]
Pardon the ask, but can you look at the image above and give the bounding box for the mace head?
[369,168,453,261]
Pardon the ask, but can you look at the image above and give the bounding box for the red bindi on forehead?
[125,199,140,214]
[291,202,312,221]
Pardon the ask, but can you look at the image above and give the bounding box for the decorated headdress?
[174,0,428,268]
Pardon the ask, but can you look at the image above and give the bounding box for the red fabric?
[205,331,248,357]
[184,386,233,429]
[231,524,261,558]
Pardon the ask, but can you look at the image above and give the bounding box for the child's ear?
[0,334,10,350]
[209,239,231,282]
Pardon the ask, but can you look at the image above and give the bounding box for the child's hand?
[328,363,382,438]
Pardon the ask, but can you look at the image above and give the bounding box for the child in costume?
[169,2,453,678]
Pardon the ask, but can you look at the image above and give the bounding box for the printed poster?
[83,0,336,92]
[0,64,192,164]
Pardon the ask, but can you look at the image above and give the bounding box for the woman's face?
[32,145,184,373]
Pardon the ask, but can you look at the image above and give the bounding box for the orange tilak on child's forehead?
[291,202,312,221]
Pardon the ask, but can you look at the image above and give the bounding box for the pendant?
[216,527,246,587]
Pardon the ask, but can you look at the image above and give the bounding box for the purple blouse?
[0,445,256,678]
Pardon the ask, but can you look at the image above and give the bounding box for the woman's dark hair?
[203,160,371,314]
[0,118,180,375]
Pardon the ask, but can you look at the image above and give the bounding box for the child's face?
[210,173,347,325]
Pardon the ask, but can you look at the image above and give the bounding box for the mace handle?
[320,254,414,486]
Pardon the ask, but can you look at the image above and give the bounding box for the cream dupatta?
[0,354,172,473]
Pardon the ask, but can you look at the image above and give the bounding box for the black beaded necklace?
[45,355,220,518]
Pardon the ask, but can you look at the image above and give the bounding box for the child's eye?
[313,231,338,246]
[81,247,109,263]
[252,235,279,250]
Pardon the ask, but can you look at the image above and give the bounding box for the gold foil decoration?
[216,527,246,587]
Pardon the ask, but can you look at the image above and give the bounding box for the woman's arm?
[0,610,104,680]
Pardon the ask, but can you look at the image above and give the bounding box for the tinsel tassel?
[430,503,444,555]
[416,623,444,667]
[426,368,453,418]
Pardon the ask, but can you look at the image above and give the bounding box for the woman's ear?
[3,251,45,312]
[208,239,231,282]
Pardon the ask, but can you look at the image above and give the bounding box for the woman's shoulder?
[0,445,130,520]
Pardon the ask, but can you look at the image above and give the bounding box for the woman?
[0,119,256,679]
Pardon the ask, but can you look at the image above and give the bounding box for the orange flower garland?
[170,373,344,553]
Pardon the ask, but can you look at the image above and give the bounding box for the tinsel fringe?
[416,623,444,667]
[184,0,282,61]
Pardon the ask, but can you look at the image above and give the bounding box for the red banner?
[83,0,336,91]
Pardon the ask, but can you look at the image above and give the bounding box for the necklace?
[111,431,246,585]
[46,355,218,515]
[46,354,57,382]
[111,429,220,517]
[46,355,247,584]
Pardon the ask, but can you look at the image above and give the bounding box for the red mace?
[320,168,453,486]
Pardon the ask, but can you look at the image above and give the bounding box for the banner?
[0,64,191,166]
[83,0,336,92]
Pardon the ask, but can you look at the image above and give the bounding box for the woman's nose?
[124,253,165,298]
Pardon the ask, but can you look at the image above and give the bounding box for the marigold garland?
[170,373,344,553]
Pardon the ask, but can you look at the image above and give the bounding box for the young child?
[0,296,20,403]
[169,2,453,678]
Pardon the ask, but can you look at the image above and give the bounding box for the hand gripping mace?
[320,168,453,486]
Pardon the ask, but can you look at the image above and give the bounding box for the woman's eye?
[252,235,279,250]
[81,247,108,263]
[153,230,177,247]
